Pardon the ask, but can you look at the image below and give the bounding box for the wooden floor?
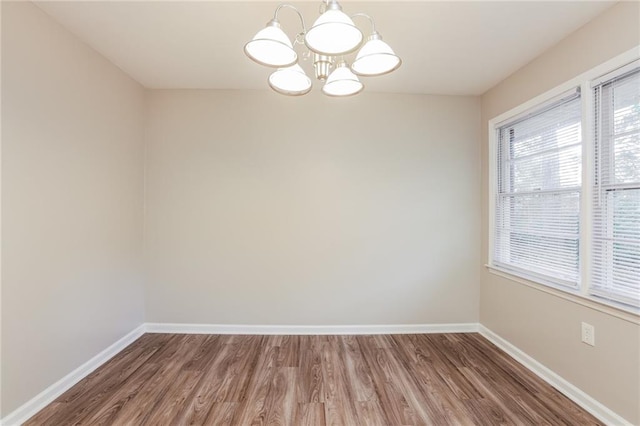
[26,333,601,425]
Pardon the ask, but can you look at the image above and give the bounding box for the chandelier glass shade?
[351,34,402,76]
[244,21,297,68]
[304,6,362,55]
[244,0,401,97]
[322,61,363,97]
[269,64,313,96]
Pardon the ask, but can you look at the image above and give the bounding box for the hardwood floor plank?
[461,397,513,426]
[418,334,484,401]
[25,333,604,426]
[320,341,360,426]
[144,370,204,425]
[264,367,298,426]
[172,341,243,425]
[457,366,532,424]
[355,400,389,426]
[380,346,458,425]
[296,403,326,426]
[202,402,238,425]
[276,335,300,368]
[81,362,162,426]
[356,336,418,425]
[230,344,280,425]
[107,335,204,425]
[181,334,222,371]
[340,335,377,402]
[297,345,324,403]
[222,335,265,403]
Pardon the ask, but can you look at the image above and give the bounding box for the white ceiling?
[35,1,615,95]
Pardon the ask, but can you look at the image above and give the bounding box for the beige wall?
[1,2,145,415]
[480,2,640,424]
[145,90,481,325]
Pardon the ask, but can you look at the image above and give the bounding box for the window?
[489,52,640,312]
[591,64,640,307]
[494,91,582,288]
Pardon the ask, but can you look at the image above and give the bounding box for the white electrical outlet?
[581,322,595,346]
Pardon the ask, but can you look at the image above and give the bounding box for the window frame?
[487,46,640,318]
[493,88,583,290]
[590,61,640,307]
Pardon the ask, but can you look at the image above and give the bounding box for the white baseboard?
[1,324,146,426]
[478,325,631,426]
[3,322,626,426]
[144,322,480,335]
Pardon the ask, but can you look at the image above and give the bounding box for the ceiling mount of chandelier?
[244,0,401,97]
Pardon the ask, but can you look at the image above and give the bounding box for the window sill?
[484,264,640,325]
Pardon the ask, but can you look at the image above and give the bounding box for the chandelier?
[244,0,401,97]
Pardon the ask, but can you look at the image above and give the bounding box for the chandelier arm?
[293,33,306,47]
[273,4,307,33]
[318,0,328,15]
[350,12,376,34]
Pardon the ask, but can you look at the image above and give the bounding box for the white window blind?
[591,64,640,308]
[494,90,582,288]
